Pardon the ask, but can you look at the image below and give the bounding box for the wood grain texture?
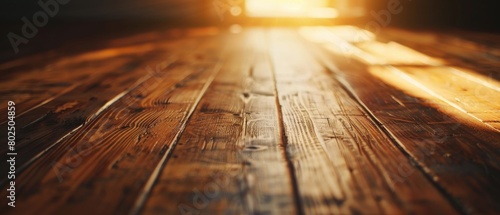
[353,40,500,130]
[0,38,200,186]
[270,28,458,215]
[0,53,129,121]
[370,29,500,130]
[303,27,500,215]
[143,29,297,215]
[0,27,219,160]
[394,66,500,129]
[1,26,499,215]
[379,28,500,80]
[0,27,214,120]
[0,34,221,215]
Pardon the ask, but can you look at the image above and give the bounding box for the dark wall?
[0,0,217,60]
[2,0,498,29]
[367,0,499,30]
[1,0,212,21]
[2,0,498,59]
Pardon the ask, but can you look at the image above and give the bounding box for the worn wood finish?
[0,57,148,180]
[375,29,500,130]
[351,41,500,129]
[143,29,297,215]
[378,28,500,80]
[270,28,458,215]
[0,55,129,121]
[0,28,222,175]
[394,66,500,128]
[303,26,500,214]
[0,27,217,120]
[1,26,499,215]
[0,35,217,214]
[0,39,201,186]
[0,36,194,121]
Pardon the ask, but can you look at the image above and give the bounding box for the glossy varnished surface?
[0,26,499,215]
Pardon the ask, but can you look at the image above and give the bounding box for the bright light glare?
[246,0,339,18]
[300,26,500,131]
[230,6,242,16]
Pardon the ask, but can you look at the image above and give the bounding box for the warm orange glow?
[300,26,500,131]
[246,0,339,18]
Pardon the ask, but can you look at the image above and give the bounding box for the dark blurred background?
[1,0,498,61]
[368,0,499,30]
[2,0,497,28]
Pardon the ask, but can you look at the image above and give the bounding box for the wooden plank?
[303,27,500,215]
[307,26,500,131]
[0,57,140,184]
[450,30,500,57]
[355,40,443,66]
[0,38,201,186]
[379,28,500,80]
[269,28,458,214]
[142,29,296,215]
[0,38,195,121]
[355,41,500,130]
[0,26,212,121]
[0,35,223,215]
[0,55,128,121]
[394,66,500,130]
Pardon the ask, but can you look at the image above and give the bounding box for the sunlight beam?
[245,0,339,18]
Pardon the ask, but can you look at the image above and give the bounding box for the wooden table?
[1,26,499,215]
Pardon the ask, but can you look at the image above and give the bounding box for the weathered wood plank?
[270,28,459,215]
[142,29,296,215]
[394,66,500,129]
[0,55,128,122]
[0,28,209,120]
[0,38,202,186]
[0,36,220,215]
[379,28,500,79]
[0,33,210,184]
[352,42,500,129]
[1,25,498,215]
[303,26,500,215]
[0,57,140,184]
[450,30,500,57]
